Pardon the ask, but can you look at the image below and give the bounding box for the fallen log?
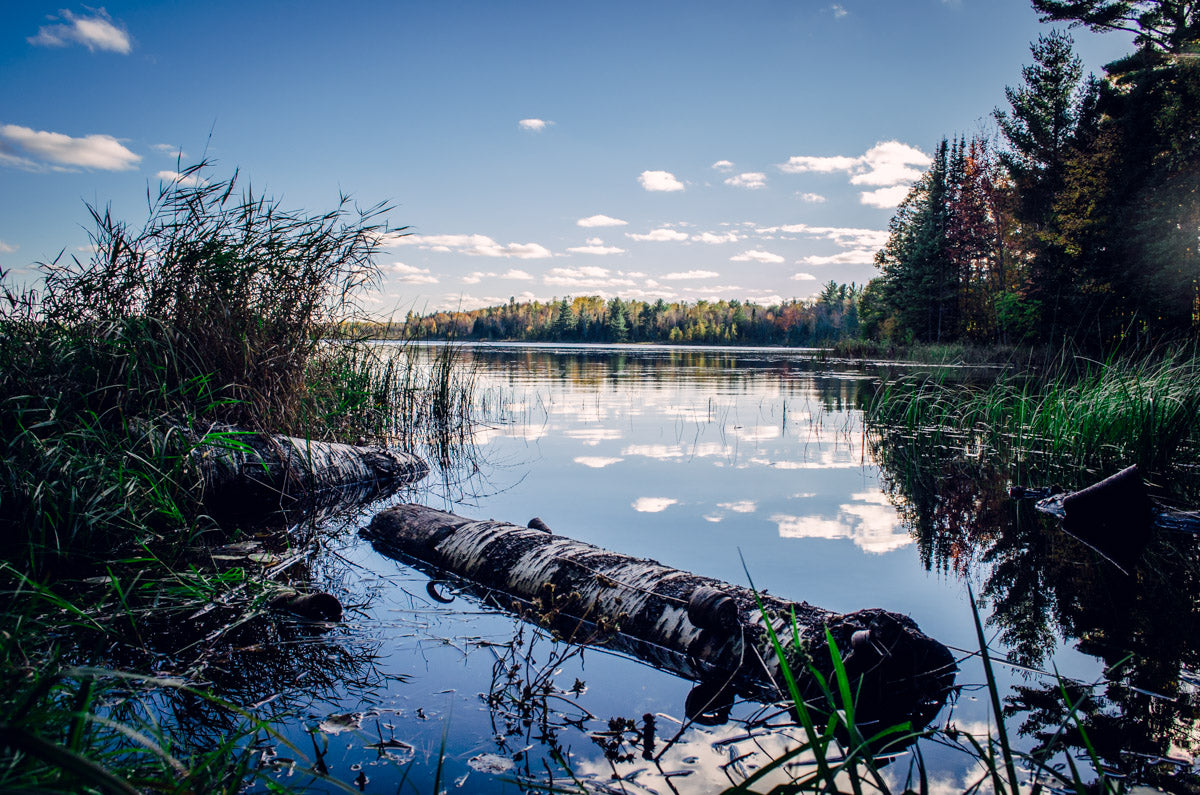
[364,504,956,730]
[194,429,428,522]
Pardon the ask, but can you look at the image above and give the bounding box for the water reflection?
[478,619,909,794]
[181,342,1195,790]
[868,410,1200,783]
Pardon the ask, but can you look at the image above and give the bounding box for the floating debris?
[468,753,515,774]
[318,712,363,735]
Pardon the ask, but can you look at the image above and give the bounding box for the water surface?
[252,342,1198,792]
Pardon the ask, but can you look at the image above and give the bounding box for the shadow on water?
[867,399,1200,786]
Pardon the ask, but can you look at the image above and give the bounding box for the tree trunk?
[365,504,956,729]
[197,431,428,521]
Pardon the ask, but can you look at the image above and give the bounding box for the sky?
[0,2,1135,314]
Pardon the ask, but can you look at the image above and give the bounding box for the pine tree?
[607,297,629,342]
[994,31,1095,341]
[875,139,957,342]
[552,298,576,340]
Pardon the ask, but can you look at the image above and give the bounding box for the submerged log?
[1034,464,1158,573]
[365,504,956,729]
[195,430,428,521]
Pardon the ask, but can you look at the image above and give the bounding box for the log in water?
[365,504,956,729]
[197,432,428,519]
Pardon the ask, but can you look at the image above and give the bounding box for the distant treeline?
[382,284,862,346]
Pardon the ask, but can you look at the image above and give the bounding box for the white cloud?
[662,270,719,280]
[830,4,848,18]
[851,141,931,186]
[627,228,689,242]
[724,172,767,189]
[799,248,878,265]
[28,10,131,53]
[392,233,552,259]
[0,124,140,171]
[731,249,785,264]
[777,154,859,174]
[639,170,684,192]
[711,160,734,171]
[777,141,930,206]
[388,263,439,284]
[567,243,626,255]
[792,272,817,281]
[718,500,757,513]
[860,185,911,208]
[633,497,678,513]
[692,231,741,244]
[461,268,534,284]
[156,170,206,187]
[544,266,636,289]
[797,192,827,203]
[0,241,17,254]
[577,214,628,228]
[518,118,552,131]
[502,242,554,259]
[756,224,888,250]
[575,456,623,469]
[151,143,185,157]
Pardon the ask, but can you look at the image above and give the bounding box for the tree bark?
[197,432,428,520]
[365,504,956,729]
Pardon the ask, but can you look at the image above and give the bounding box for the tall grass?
[868,347,1200,496]
[39,161,398,432]
[0,163,474,791]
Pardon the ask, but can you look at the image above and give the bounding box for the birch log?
[365,504,956,729]
[196,431,428,519]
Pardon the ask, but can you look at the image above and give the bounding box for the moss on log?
[365,504,956,729]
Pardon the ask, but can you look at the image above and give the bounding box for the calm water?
[244,342,1198,792]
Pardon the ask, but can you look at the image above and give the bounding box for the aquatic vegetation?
[867,347,1200,498]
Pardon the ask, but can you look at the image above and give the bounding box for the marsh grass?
[868,347,1200,497]
[0,164,480,791]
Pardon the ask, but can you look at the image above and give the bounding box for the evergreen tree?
[875,139,957,342]
[1031,1,1199,55]
[552,297,576,340]
[607,297,629,342]
[994,31,1097,341]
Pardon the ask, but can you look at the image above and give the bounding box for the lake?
[247,342,1199,792]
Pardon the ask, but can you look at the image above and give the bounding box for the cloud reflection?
[621,443,685,460]
[632,497,679,513]
[566,720,847,793]
[574,456,623,468]
[772,491,910,553]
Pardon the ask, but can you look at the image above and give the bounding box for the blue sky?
[1,2,1134,313]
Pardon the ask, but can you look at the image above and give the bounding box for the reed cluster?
[867,348,1200,496]
[0,164,476,792]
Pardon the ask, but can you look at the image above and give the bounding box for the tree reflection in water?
[868,415,1200,785]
